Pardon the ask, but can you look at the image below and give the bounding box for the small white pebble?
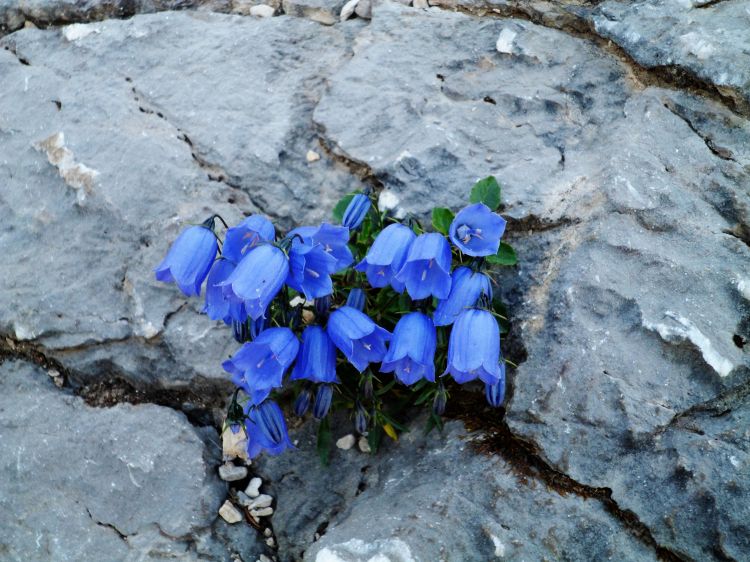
[246,477,262,497]
[258,555,273,562]
[249,3,275,16]
[413,0,428,7]
[219,462,248,482]
[47,369,60,378]
[358,436,371,453]
[264,527,273,537]
[248,494,273,509]
[236,491,252,507]
[250,506,274,518]
[336,434,356,450]
[219,501,243,524]
[314,532,321,541]
[266,537,276,547]
[306,150,320,163]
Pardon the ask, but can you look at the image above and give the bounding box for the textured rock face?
[256,418,658,562]
[0,359,266,561]
[0,1,748,561]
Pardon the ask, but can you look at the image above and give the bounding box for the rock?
[246,477,263,497]
[0,0,234,36]
[591,0,750,110]
[306,149,321,162]
[0,12,361,399]
[249,3,277,16]
[495,27,515,53]
[247,494,274,509]
[266,537,276,547]
[282,0,348,25]
[0,359,267,560]
[353,0,370,18]
[250,506,274,518]
[219,501,244,524]
[356,436,371,453]
[257,417,657,562]
[237,491,253,507]
[335,434,356,450]
[312,4,749,560]
[339,0,359,20]
[219,462,248,482]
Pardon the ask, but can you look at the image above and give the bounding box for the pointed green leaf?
[486,242,517,266]
[431,207,454,235]
[469,176,501,210]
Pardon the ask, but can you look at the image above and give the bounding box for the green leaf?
[367,424,383,454]
[469,176,501,210]
[317,418,332,466]
[486,242,517,266]
[431,207,454,235]
[424,412,444,435]
[332,191,360,222]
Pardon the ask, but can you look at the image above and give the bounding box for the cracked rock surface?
[0,1,749,561]
[0,359,267,561]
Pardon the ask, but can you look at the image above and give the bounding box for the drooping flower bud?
[294,387,314,417]
[433,382,447,416]
[313,384,334,420]
[342,193,371,230]
[354,401,368,434]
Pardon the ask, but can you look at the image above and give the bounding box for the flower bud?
[346,288,366,312]
[433,382,447,416]
[315,295,331,323]
[294,387,313,417]
[313,384,334,420]
[354,401,368,434]
[362,376,374,401]
[342,193,371,230]
[232,320,250,343]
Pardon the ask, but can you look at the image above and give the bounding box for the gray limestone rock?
[0,359,267,561]
[256,417,658,562]
[282,0,348,24]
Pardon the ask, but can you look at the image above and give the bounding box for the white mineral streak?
[737,278,750,301]
[315,538,416,562]
[490,534,506,557]
[63,23,101,42]
[250,4,275,17]
[495,28,517,54]
[645,312,735,377]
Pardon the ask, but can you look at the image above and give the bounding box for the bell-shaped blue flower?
[433,267,493,327]
[286,224,353,300]
[290,325,338,384]
[223,327,299,405]
[355,223,415,292]
[449,203,507,257]
[204,259,247,325]
[223,215,275,263]
[485,362,506,407]
[219,244,289,321]
[394,232,452,300]
[346,288,366,312]
[342,194,371,230]
[245,400,294,458]
[155,223,218,296]
[444,308,502,385]
[313,384,334,419]
[327,306,391,372]
[380,312,436,385]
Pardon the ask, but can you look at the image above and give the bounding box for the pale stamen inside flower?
[377,269,386,276]
[257,359,265,368]
[362,341,372,351]
[421,269,427,281]
[306,268,320,278]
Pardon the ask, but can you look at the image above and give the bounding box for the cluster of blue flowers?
[155,180,513,459]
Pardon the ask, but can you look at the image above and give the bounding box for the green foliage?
[431,207,454,235]
[485,242,517,266]
[469,176,501,210]
[317,417,332,466]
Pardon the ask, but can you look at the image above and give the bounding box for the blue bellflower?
[449,203,507,257]
[204,259,246,325]
[290,325,338,384]
[245,400,294,458]
[327,306,391,372]
[287,224,353,299]
[394,232,452,300]
[355,223,415,292]
[433,267,493,327]
[342,194,371,230]
[222,327,299,405]
[380,312,436,385]
[155,223,218,296]
[444,308,502,385]
[223,215,275,263]
[219,244,289,321]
